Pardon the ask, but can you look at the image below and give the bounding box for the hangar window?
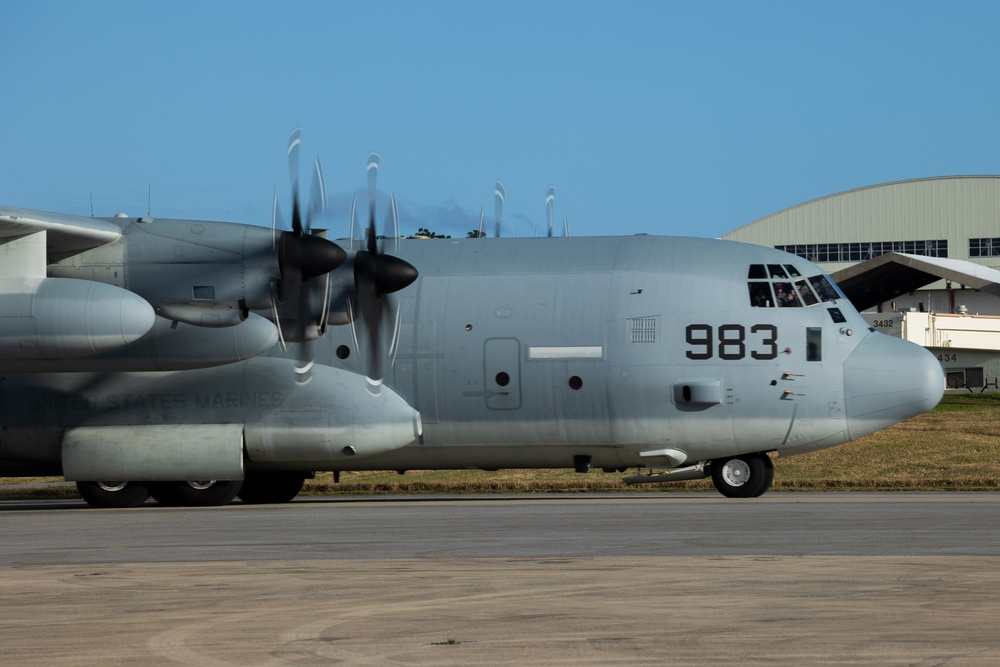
[970,238,1000,258]
[777,239,948,262]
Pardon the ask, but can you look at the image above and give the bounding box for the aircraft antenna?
[477,204,484,238]
[546,185,555,237]
[147,183,151,217]
[564,215,570,237]
[90,193,94,217]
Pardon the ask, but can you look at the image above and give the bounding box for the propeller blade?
[271,189,279,252]
[367,152,380,255]
[349,194,357,252]
[388,193,400,254]
[269,283,287,354]
[546,185,555,238]
[494,179,505,238]
[318,271,332,334]
[306,157,326,233]
[288,128,303,235]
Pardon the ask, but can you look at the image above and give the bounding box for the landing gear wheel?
[237,472,306,504]
[76,481,150,508]
[149,480,243,507]
[710,453,774,498]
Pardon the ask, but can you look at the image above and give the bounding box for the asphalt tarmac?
[2,492,999,665]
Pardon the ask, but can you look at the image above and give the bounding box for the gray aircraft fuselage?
[0,232,944,485]
[320,234,943,472]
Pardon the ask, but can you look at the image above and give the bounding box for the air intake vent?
[630,317,657,343]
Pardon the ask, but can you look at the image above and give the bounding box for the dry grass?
[3,393,999,499]
[770,392,1000,490]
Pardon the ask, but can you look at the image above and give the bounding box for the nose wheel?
[710,453,774,498]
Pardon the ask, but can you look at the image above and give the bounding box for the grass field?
[3,392,998,500]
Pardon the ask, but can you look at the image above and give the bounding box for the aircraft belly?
[324,441,634,472]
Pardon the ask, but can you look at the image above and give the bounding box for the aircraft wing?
[0,206,122,260]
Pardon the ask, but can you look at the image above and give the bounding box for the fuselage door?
[484,337,521,410]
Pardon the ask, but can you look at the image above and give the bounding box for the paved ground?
[2,493,999,665]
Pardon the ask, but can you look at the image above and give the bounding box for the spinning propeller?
[271,128,347,380]
[350,152,419,386]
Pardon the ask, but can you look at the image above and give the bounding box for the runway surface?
[2,492,999,665]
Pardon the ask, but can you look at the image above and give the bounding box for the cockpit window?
[774,282,801,307]
[748,282,773,307]
[795,279,819,306]
[747,265,840,308]
[808,275,840,302]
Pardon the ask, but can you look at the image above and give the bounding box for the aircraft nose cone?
[843,332,944,440]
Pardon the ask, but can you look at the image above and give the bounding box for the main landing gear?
[709,453,774,498]
[75,481,150,508]
[147,481,243,507]
[75,472,309,508]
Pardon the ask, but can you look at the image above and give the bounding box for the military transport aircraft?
[0,133,944,507]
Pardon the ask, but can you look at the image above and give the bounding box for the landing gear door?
[484,337,521,410]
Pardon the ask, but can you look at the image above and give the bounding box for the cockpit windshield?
[747,264,841,308]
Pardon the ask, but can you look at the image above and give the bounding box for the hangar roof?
[722,176,1000,274]
[831,253,1000,311]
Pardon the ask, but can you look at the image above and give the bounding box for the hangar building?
[722,176,1000,390]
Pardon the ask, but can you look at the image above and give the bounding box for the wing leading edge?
[0,206,122,260]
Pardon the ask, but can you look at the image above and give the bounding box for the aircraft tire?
[76,481,150,508]
[148,480,243,507]
[236,472,306,504]
[710,453,774,498]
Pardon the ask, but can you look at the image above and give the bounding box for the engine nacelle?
[0,277,154,360]
[50,218,281,326]
[0,313,278,372]
[243,360,423,464]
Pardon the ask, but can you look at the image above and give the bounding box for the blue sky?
[3,1,999,240]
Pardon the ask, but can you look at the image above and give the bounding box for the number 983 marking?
[685,324,778,361]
